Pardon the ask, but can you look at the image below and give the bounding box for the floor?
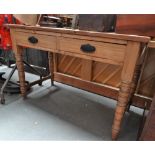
[0,66,143,140]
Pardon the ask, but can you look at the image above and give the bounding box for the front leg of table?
[14,46,27,97]
[112,41,141,140]
[112,81,132,140]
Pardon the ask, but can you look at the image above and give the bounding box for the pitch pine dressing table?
[8,24,150,140]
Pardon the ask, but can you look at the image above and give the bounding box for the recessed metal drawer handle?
[28,36,38,44]
[80,44,96,53]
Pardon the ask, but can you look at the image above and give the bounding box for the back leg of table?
[48,52,54,86]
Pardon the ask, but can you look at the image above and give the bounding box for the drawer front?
[58,37,126,64]
[15,31,57,51]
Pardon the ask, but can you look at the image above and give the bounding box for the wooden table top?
[7,24,150,43]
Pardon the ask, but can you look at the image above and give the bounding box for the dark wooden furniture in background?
[138,38,155,140]
[139,93,155,140]
[116,14,155,37]
[78,14,116,32]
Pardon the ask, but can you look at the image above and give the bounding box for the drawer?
[15,31,57,51]
[58,37,126,64]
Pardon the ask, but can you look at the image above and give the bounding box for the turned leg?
[113,65,141,139]
[126,64,141,111]
[15,46,27,97]
[111,41,142,140]
[48,52,54,86]
[112,81,131,140]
